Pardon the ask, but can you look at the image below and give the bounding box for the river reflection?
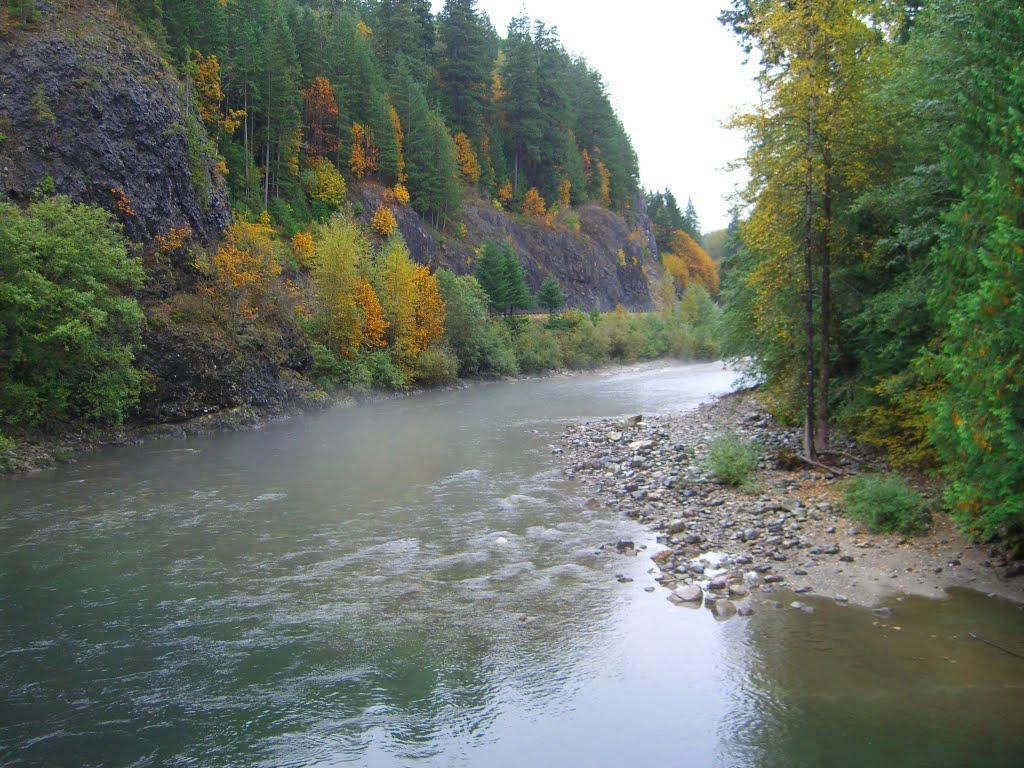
[2,362,1022,767]
[718,591,1024,768]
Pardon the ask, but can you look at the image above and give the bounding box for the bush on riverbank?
[704,431,761,487]
[842,474,930,535]
[0,197,145,429]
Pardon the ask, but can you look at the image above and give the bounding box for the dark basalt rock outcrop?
[358,186,661,311]
[0,8,230,243]
[136,300,315,425]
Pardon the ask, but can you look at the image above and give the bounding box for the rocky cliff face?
[0,8,308,426]
[0,7,230,243]
[358,186,661,312]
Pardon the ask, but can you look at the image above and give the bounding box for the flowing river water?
[1,362,1023,767]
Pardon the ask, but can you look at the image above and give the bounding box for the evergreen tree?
[922,0,1024,541]
[537,274,566,314]
[499,15,542,197]
[371,0,435,87]
[437,0,494,141]
[474,240,533,315]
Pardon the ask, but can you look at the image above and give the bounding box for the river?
[1,361,1022,767]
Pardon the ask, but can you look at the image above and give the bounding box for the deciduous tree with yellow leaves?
[724,0,892,457]
[202,211,282,328]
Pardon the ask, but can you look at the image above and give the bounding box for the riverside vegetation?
[717,0,1024,553]
[0,190,722,470]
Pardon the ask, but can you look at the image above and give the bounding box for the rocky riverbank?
[559,389,1024,616]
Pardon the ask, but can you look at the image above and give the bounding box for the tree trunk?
[243,84,249,186]
[815,149,832,454]
[263,139,271,210]
[802,30,817,460]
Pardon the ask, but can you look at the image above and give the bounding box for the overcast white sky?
[432,0,759,231]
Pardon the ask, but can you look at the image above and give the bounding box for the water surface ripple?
[2,362,1022,767]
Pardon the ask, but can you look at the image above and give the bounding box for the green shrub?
[842,474,930,534]
[557,316,608,369]
[0,197,145,427]
[639,314,670,358]
[309,344,371,393]
[514,322,563,372]
[477,321,519,376]
[412,343,460,385]
[703,432,761,487]
[544,309,582,331]
[435,269,517,376]
[597,312,647,362]
[364,349,406,390]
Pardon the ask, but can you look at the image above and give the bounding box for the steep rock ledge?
[0,7,230,243]
[359,186,661,311]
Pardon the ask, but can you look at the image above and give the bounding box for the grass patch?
[842,474,930,534]
[703,431,760,487]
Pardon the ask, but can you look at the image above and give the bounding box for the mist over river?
[2,362,1022,767]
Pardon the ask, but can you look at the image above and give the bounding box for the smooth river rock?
[710,599,737,619]
[674,584,704,603]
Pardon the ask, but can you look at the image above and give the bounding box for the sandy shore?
[558,390,1024,612]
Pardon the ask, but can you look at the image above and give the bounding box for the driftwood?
[818,449,881,468]
[797,454,846,475]
[970,632,1024,661]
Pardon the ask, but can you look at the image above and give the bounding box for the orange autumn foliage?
[389,104,407,183]
[350,122,379,179]
[522,187,546,218]
[290,230,315,264]
[559,178,571,209]
[662,229,720,296]
[595,157,611,207]
[302,76,340,159]
[205,212,282,322]
[111,187,134,216]
[580,148,593,188]
[497,180,513,204]
[193,52,244,136]
[154,226,192,254]
[353,276,388,350]
[386,183,411,205]
[372,204,398,236]
[285,126,302,177]
[412,264,446,355]
[453,132,481,185]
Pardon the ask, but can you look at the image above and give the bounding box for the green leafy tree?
[435,268,517,376]
[723,0,894,457]
[0,197,145,427]
[922,0,1024,542]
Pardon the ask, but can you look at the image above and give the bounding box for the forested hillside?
[0,0,725,469]
[88,0,641,230]
[719,0,1023,547]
